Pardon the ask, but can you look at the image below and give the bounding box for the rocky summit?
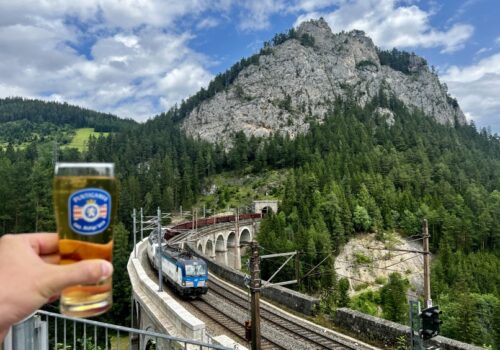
[181,18,466,143]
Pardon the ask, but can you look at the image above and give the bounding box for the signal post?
[249,241,261,350]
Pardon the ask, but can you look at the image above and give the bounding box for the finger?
[48,294,60,303]
[21,233,59,255]
[0,328,8,343]
[41,253,60,265]
[41,260,113,297]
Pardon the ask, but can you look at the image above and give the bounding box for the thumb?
[42,260,113,297]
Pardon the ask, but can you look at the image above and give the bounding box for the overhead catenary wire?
[290,247,424,282]
[197,223,427,284]
[383,254,421,269]
[299,253,333,280]
[335,260,425,275]
[406,236,425,243]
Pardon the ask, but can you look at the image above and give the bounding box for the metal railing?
[4,310,232,350]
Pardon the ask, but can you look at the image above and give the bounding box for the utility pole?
[140,207,144,241]
[157,207,163,292]
[249,241,261,350]
[235,208,240,235]
[367,218,433,307]
[235,208,240,269]
[133,208,137,258]
[295,251,301,287]
[195,208,198,232]
[423,219,432,308]
[192,208,195,231]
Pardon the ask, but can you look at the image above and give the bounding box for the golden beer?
[53,163,117,317]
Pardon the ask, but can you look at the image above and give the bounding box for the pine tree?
[380,273,408,323]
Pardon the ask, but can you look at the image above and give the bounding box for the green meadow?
[64,128,109,151]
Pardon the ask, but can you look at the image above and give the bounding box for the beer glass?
[53,163,117,317]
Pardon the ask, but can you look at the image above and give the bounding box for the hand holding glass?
[53,163,117,317]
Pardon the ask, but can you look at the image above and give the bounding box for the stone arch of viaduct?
[195,224,254,270]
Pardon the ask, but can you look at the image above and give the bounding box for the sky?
[0,0,499,132]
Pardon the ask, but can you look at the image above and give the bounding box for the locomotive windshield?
[185,264,206,276]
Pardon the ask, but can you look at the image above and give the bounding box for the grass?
[0,142,27,150]
[353,252,372,265]
[109,334,130,350]
[64,128,109,151]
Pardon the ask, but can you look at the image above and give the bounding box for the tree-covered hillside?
[0,98,137,145]
[0,98,136,130]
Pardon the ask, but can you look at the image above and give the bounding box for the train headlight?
[182,281,186,286]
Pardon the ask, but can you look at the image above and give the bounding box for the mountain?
[179,19,465,143]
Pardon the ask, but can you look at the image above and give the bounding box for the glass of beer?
[53,163,117,317]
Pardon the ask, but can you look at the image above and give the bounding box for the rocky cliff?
[181,18,466,143]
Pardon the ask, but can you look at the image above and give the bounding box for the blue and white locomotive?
[147,234,208,296]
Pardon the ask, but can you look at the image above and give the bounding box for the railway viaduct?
[165,200,278,270]
[128,210,264,349]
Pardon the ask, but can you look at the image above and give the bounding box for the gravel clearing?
[335,232,425,299]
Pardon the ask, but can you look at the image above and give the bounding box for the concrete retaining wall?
[335,308,484,350]
[189,246,319,316]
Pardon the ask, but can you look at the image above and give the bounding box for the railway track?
[207,276,363,350]
[140,247,281,348]
[140,246,374,350]
[190,298,282,350]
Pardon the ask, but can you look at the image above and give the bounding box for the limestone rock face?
[181,18,466,143]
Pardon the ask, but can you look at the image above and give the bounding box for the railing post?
[157,207,163,292]
[21,310,233,350]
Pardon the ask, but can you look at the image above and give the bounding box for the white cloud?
[443,53,500,82]
[292,0,339,12]
[445,0,478,24]
[475,47,492,56]
[496,37,500,45]
[0,1,218,121]
[295,0,474,53]
[158,63,213,107]
[196,17,220,30]
[442,53,500,132]
[239,0,287,31]
[236,0,339,31]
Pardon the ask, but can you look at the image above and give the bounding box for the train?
[165,213,263,240]
[147,233,208,297]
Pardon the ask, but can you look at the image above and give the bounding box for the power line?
[336,259,424,275]
[258,239,424,283]
[336,250,413,266]
[406,236,424,243]
[336,272,374,285]
[300,254,333,280]
[383,254,420,269]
